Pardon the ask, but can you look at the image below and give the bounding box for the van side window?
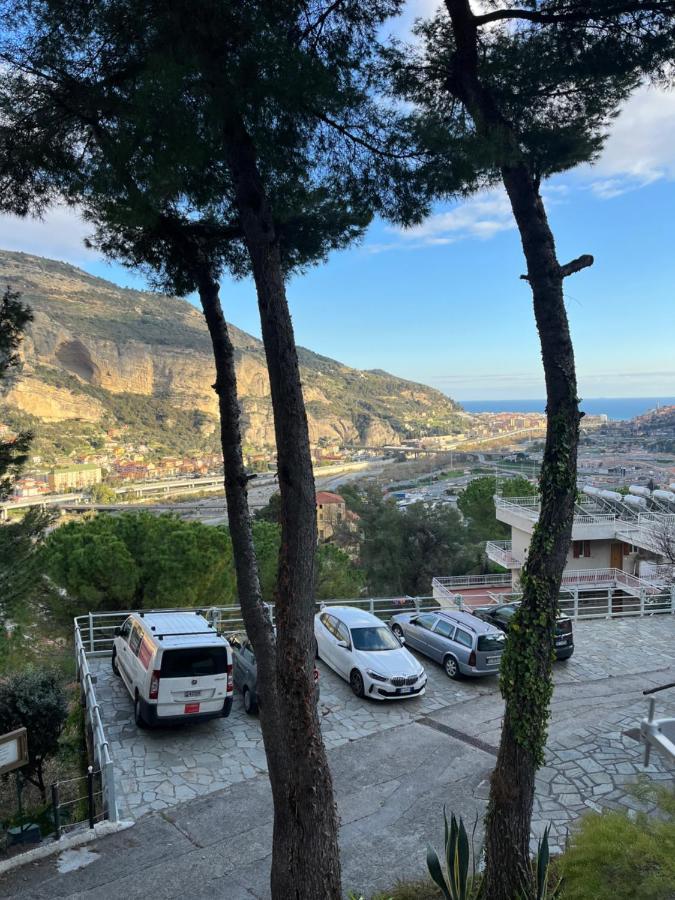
[129,625,143,655]
[120,619,132,641]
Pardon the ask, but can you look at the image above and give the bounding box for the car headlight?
[366,669,388,682]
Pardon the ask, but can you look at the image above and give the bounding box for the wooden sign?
[0,727,28,776]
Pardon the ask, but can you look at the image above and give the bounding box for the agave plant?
[426,808,479,900]
[427,811,562,900]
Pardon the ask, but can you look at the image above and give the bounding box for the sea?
[459,397,675,421]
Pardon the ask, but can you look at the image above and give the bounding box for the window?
[455,629,473,648]
[572,540,592,558]
[335,621,351,646]
[434,619,455,640]
[160,646,229,678]
[119,618,132,641]
[320,612,336,636]
[414,614,438,632]
[129,625,143,655]
[477,633,506,652]
[351,626,401,651]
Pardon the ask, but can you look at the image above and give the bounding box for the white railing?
[74,596,440,659]
[640,562,675,584]
[74,623,118,823]
[495,495,619,528]
[485,540,523,569]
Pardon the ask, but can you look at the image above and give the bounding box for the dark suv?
[472,602,574,660]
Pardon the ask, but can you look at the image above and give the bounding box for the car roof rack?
[155,628,219,640]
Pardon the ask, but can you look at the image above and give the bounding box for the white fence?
[74,623,118,823]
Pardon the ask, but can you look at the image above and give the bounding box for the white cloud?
[0,206,98,265]
[587,86,675,198]
[388,189,515,249]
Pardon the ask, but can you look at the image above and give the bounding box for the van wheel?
[134,695,147,729]
[243,686,258,716]
[443,655,460,680]
[350,669,365,698]
[112,649,120,676]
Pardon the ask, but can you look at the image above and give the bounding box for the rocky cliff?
[0,250,464,452]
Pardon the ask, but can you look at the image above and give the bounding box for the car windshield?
[477,633,506,652]
[498,606,518,619]
[351,626,401,652]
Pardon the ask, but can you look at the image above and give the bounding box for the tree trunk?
[441,4,582,895]
[481,164,580,899]
[195,268,285,782]
[224,127,342,899]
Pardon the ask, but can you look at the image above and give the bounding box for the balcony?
[494,495,619,539]
[485,540,523,569]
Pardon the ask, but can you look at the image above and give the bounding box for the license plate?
[487,657,500,664]
[396,687,414,695]
[555,639,566,647]
[184,703,200,714]
[184,690,201,698]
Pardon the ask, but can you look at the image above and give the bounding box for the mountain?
[0,250,464,457]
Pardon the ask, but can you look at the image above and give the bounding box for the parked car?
[389,609,505,679]
[314,606,426,700]
[472,602,574,660]
[112,612,233,727]
[230,631,320,715]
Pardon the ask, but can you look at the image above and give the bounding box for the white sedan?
[314,606,427,700]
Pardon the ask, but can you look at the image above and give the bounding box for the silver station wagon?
[389,609,506,679]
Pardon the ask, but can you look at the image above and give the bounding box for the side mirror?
[409,617,418,625]
[336,640,350,650]
[114,626,121,637]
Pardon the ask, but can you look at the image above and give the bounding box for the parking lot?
[93,615,675,824]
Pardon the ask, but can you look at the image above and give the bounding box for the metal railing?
[74,622,118,823]
[485,540,523,569]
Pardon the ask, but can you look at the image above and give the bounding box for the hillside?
[0,250,465,458]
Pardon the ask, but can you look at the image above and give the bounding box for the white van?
[112,612,233,727]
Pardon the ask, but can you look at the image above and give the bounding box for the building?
[48,463,102,492]
[316,492,347,541]
[433,483,675,616]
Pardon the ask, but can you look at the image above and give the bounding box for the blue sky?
[1,4,674,401]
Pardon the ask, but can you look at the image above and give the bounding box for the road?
[2,617,674,899]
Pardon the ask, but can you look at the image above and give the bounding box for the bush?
[0,668,68,801]
[559,789,675,900]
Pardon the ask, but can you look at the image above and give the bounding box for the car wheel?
[243,686,258,715]
[134,694,147,729]
[350,669,365,698]
[391,623,404,639]
[112,649,120,676]
[444,655,460,680]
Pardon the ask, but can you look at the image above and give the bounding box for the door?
[332,619,353,677]
[610,542,623,570]
[405,614,438,657]
[427,618,456,663]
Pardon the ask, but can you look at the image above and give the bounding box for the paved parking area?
[93,615,675,823]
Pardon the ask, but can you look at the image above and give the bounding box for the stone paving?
[92,615,675,835]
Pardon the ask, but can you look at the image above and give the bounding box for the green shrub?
[559,791,675,900]
[0,668,68,801]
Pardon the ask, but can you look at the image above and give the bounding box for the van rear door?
[157,644,230,717]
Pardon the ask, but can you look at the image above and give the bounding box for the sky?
[0,3,674,402]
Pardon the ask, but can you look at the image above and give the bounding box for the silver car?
[389,609,505,679]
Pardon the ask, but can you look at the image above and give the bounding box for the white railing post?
[573,588,579,619]
[369,598,374,615]
[88,612,95,653]
[103,757,118,823]
[639,590,645,616]
[607,588,613,618]
[671,585,675,614]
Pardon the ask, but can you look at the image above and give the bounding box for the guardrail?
[74,622,118,823]
[485,540,523,569]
